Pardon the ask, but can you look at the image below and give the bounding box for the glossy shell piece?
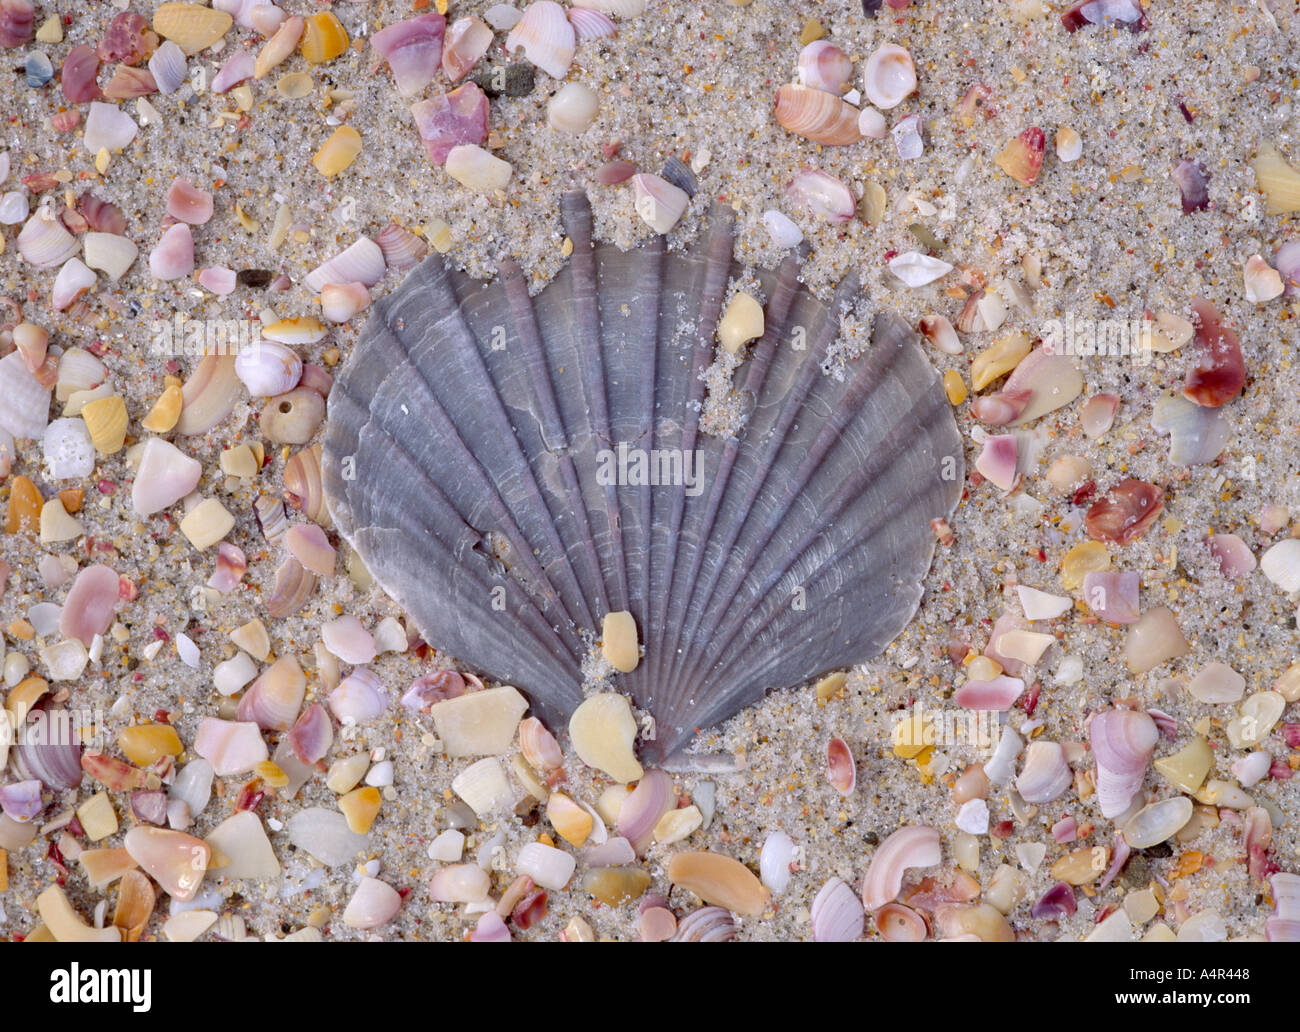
[323,191,962,758]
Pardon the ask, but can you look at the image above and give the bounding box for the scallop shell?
[323,191,962,760]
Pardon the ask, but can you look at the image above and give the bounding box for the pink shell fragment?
[58,563,120,647]
[785,168,855,223]
[206,542,247,593]
[594,159,635,185]
[1172,159,1209,214]
[974,434,1017,491]
[1206,533,1256,579]
[1061,0,1147,32]
[953,675,1024,711]
[288,703,333,764]
[411,83,489,166]
[166,177,214,225]
[1183,297,1245,408]
[132,437,202,516]
[321,614,377,665]
[212,50,255,94]
[1079,392,1119,437]
[1081,570,1140,624]
[198,266,237,295]
[99,11,151,65]
[329,667,388,724]
[149,223,195,280]
[372,13,445,97]
[0,0,33,48]
[567,6,616,41]
[62,44,102,103]
[193,718,268,776]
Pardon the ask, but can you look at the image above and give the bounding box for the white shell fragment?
[888,251,953,288]
[632,173,688,234]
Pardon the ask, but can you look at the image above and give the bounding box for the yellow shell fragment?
[39,499,83,544]
[219,443,259,478]
[1153,737,1213,794]
[943,369,967,405]
[546,792,594,847]
[152,2,233,55]
[718,292,764,355]
[119,723,183,766]
[77,791,119,842]
[601,610,640,672]
[1059,540,1110,590]
[301,11,349,64]
[568,692,643,783]
[179,497,235,550]
[37,885,121,942]
[314,125,362,178]
[1255,142,1300,215]
[339,786,381,834]
[970,332,1031,391]
[81,395,128,455]
[141,384,183,433]
[667,851,769,916]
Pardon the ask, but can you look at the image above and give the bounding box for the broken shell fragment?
[995,127,1045,186]
[1124,606,1188,674]
[1151,392,1230,466]
[153,2,232,55]
[149,222,195,280]
[1183,298,1244,408]
[718,292,764,355]
[1123,797,1193,850]
[1243,254,1284,304]
[784,168,855,223]
[1085,478,1163,545]
[1254,142,1300,215]
[1015,740,1071,804]
[123,826,210,900]
[797,40,852,95]
[235,340,302,397]
[862,825,940,911]
[889,251,953,288]
[1090,708,1157,818]
[548,82,599,134]
[443,16,491,81]
[132,438,201,515]
[1173,159,1210,214]
[446,144,512,192]
[812,877,865,941]
[569,693,642,783]
[372,13,445,96]
[631,173,688,234]
[667,850,769,916]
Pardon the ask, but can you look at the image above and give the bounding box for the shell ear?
[323,190,962,754]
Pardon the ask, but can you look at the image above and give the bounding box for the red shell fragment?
[1085,478,1164,545]
[1183,298,1244,408]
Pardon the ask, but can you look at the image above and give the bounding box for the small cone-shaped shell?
[506,1,574,79]
[774,84,862,145]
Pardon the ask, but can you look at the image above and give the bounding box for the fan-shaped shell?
[323,191,962,759]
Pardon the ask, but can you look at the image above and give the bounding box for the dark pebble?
[236,269,275,289]
[474,63,534,99]
[1143,841,1173,858]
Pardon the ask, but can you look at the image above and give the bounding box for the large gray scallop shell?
[323,191,962,759]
